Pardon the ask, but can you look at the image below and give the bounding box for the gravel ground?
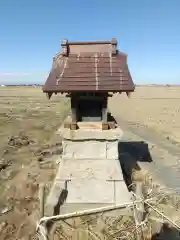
[114,115,180,191]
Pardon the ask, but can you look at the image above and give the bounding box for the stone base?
[45,156,132,216]
[57,125,123,141]
[45,165,132,216]
[62,140,119,160]
[45,123,131,217]
[57,158,124,181]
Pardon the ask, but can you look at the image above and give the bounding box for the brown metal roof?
[43,38,135,94]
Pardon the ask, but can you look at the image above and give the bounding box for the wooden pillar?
[71,97,77,122]
[102,98,108,123]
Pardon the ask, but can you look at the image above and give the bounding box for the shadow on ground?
[107,111,117,124]
[118,139,153,190]
[151,223,180,240]
[113,113,180,239]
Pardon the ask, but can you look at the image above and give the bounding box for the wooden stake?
[39,183,45,218]
[132,182,145,240]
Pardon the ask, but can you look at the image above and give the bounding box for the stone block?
[45,180,66,216]
[115,180,132,203]
[58,159,124,181]
[106,141,119,159]
[63,141,107,159]
[66,179,114,203]
[57,125,123,141]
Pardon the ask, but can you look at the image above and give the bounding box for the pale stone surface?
[62,140,120,160]
[45,179,66,216]
[115,180,132,203]
[45,178,132,216]
[106,141,119,159]
[63,141,107,159]
[57,125,123,141]
[46,180,66,205]
[45,121,132,216]
[58,159,124,181]
[66,180,115,203]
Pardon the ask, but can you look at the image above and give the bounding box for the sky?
[0,0,180,85]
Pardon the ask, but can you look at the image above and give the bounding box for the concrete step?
[57,158,124,181]
[45,123,131,217]
[62,140,119,159]
[45,178,132,216]
[65,179,131,204]
[57,125,123,141]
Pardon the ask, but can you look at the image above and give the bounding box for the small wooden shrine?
[43,38,135,130]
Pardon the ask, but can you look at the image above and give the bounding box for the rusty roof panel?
[69,44,112,53]
[43,38,135,93]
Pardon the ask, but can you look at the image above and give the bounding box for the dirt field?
[109,85,180,144]
[0,86,70,239]
[0,85,180,239]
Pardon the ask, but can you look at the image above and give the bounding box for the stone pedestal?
[45,124,133,216]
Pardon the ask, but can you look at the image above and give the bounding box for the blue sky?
[0,0,180,85]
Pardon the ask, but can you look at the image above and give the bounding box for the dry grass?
[0,86,70,240]
[109,85,180,143]
[1,85,180,239]
[43,174,180,240]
